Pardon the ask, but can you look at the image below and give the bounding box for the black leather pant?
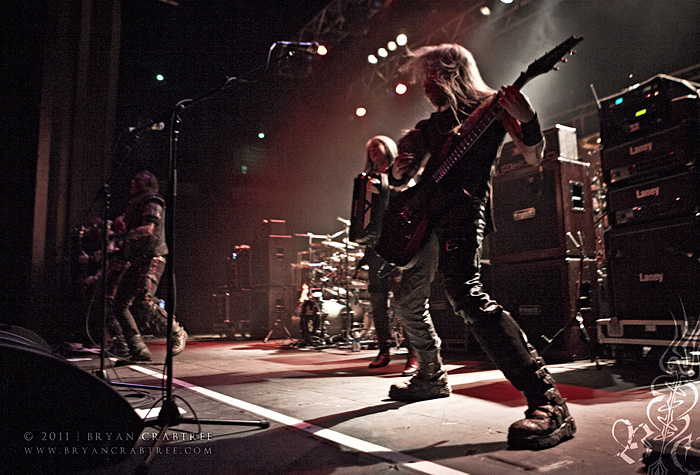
[393,197,551,397]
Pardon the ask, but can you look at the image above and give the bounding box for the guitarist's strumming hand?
[391,152,419,181]
[498,85,535,123]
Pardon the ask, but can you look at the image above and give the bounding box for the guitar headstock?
[515,35,583,89]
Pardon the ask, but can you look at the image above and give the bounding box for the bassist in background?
[384,43,575,450]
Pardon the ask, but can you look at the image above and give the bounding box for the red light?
[395,83,407,95]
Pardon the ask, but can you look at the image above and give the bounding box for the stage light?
[355,107,367,117]
[387,40,397,51]
[500,0,514,4]
[368,54,378,64]
[257,132,265,139]
[317,44,328,55]
[395,83,407,95]
[396,34,407,46]
[480,6,491,15]
[156,74,165,81]
[378,47,388,58]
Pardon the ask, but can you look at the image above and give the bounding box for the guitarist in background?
[384,43,575,450]
[109,170,187,361]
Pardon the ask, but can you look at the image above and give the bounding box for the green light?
[257,132,265,139]
[156,74,165,81]
[615,97,623,105]
[241,165,248,174]
[635,109,647,117]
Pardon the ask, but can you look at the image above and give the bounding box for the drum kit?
[291,223,374,347]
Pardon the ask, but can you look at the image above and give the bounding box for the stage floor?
[58,335,700,474]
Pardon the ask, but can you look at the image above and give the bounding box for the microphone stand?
[139,41,309,471]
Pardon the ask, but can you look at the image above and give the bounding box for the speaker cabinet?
[1,332,143,472]
[605,216,700,321]
[491,258,599,361]
[251,234,293,288]
[490,158,596,262]
[607,168,700,226]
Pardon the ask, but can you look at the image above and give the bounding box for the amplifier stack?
[213,220,296,340]
[486,124,600,361]
[596,74,700,348]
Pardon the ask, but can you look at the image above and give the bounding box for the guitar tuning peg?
[570,49,577,55]
[553,66,560,71]
[560,58,569,63]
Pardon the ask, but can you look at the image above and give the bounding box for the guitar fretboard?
[430,100,504,184]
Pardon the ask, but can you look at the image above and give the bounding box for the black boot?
[116,305,153,362]
[388,349,450,402]
[466,310,575,449]
[126,332,152,362]
[508,386,576,450]
[107,316,130,358]
[111,335,130,358]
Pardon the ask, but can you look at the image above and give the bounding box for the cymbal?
[322,240,359,249]
[295,233,330,239]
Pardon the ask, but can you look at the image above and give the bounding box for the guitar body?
[375,183,435,269]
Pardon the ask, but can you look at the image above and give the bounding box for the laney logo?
[639,273,663,283]
[636,186,660,199]
[629,142,652,155]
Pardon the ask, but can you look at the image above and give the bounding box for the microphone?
[276,41,319,54]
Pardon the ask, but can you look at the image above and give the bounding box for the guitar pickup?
[513,207,536,221]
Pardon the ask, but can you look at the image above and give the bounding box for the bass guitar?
[375,36,583,268]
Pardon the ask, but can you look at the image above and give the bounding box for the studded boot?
[388,348,451,402]
[466,310,575,450]
[508,383,576,450]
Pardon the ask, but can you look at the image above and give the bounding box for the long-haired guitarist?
[383,43,575,450]
[108,170,187,361]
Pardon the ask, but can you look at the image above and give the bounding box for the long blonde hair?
[400,43,495,117]
[363,135,398,174]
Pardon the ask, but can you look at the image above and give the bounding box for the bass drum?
[299,299,358,341]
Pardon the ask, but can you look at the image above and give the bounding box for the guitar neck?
[430,99,505,184]
[424,35,582,186]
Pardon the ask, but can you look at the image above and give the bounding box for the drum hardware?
[292,222,373,348]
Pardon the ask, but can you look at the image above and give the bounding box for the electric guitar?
[375,36,583,268]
